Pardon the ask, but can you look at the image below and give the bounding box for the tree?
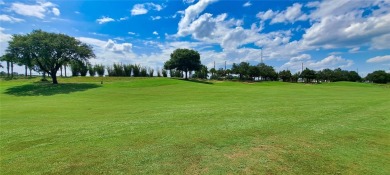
[301,68,316,83]
[249,65,260,80]
[7,34,35,77]
[0,54,14,77]
[209,68,216,76]
[4,30,95,84]
[258,63,277,81]
[366,70,389,84]
[279,70,292,82]
[232,62,250,80]
[95,64,105,77]
[347,71,361,82]
[164,48,201,79]
[88,64,96,77]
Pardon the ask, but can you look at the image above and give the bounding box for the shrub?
[123,64,132,77]
[88,64,96,77]
[132,64,141,77]
[95,64,105,77]
[162,69,167,77]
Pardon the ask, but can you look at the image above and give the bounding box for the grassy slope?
[0,77,389,174]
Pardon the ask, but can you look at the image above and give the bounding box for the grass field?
[1,77,389,174]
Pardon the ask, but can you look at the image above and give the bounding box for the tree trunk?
[60,66,63,77]
[51,73,58,84]
[64,65,67,77]
[11,61,13,78]
[185,69,188,79]
[29,68,32,77]
[6,61,9,77]
[25,65,28,77]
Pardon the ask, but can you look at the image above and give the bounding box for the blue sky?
[1,0,390,76]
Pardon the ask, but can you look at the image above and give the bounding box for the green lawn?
[1,77,389,174]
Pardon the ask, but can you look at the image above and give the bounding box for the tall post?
[301,62,303,72]
[261,49,263,63]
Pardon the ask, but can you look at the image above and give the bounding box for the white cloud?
[0,27,11,55]
[183,0,196,4]
[153,31,159,35]
[372,34,390,50]
[52,7,60,16]
[151,16,161,20]
[243,1,252,7]
[177,0,218,36]
[77,37,132,54]
[128,32,136,35]
[104,39,132,53]
[119,17,128,21]
[0,14,24,23]
[96,16,115,24]
[0,0,4,5]
[281,55,353,72]
[256,3,307,24]
[348,47,359,53]
[10,1,57,19]
[131,3,164,16]
[302,0,390,49]
[367,55,390,63]
[172,11,184,19]
[257,10,275,21]
[309,0,371,20]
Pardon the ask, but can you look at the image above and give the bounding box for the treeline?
[193,61,390,84]
[1,58,389,84]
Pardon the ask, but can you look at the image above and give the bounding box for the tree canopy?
[164,48,201,79]
[3,30,95,84]
[365,70,390,84]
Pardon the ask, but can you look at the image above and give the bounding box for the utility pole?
[225,61,226,70]
[261,49,263,63]
[301,62,303,72]
[214,61,215,69]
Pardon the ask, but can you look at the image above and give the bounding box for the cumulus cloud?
[96,16,115,24]
[367,55,390,63]
[177,0,218,36]
[256,3,307,24]
[10,1,58,19]
[256,9,276,21]
[104,39,132,53]
[281,55,353,72]
[0,27,12,55]
[153,31,159,35]
[302,0,390,49]
[131,3,164,16]
[0,14,24,23]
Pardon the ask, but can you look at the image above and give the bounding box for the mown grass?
[0,77,389,174]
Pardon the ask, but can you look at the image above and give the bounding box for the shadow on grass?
[4,82,101,96]
[178,79,213,85]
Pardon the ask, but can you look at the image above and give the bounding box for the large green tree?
[366,70,389,84]
[279,70,292,82]
[232,62,250,80]
[301,68,316,83]
[164,48,201,79]
[4,30,95,84]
